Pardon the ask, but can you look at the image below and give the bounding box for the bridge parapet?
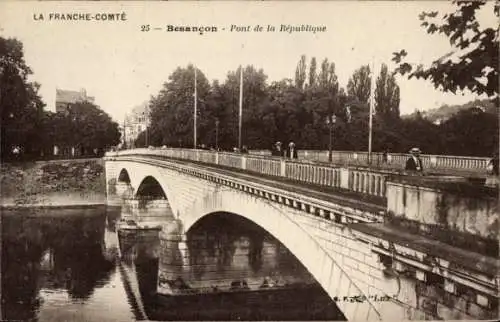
[249,149,490,173]
[108,155,386,225]
[106,149,388,198]
[386,176,499,257]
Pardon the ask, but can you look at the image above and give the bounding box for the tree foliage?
[145,57,495,157]
[392,1,499,97]
[3,32,494,161]
[39,102,120,156]
[1,36,121,160]
[347,65,371,104]
[375,64,401,121]
[308,57,317,88]
[0,37,45,158]
[148,65,211,147]
[294,55,307,89]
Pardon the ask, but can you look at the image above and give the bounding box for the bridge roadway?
[117,153,497,277]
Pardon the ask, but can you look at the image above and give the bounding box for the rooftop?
[56,88,95,104]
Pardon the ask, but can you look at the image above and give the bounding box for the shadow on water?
[1,206,122,321]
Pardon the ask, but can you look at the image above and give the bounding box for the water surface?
[1,206,343,321]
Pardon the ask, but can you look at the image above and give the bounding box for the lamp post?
[368,58,375,166]
[238,66,243,151]
[326,114,337,162]
[215,118,220,151]
[145,105,149,148]
[193,67,198,149]
[122,118,126,149]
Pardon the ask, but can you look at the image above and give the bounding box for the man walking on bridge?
[405,147,423,173]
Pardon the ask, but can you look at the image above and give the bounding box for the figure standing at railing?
[287,141,298,159]
[382,149,389,165]
[405,147,423,173]
[485,151,499,186]
[272,141,283,157]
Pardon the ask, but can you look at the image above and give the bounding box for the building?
[55,88,95,113]
[123,102,150,148]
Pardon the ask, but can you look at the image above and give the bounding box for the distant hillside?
[404,99,498,124]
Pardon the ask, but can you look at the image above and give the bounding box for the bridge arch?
[117,168,131,183]
[136,176,167,200]
[182,187,381,321]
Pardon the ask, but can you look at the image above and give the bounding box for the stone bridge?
[104,149,499,321]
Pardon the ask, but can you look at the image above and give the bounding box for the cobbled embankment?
[0,159,106,206]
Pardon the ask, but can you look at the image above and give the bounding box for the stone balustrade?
[348,169,386,197]
[107,148,488,201]
[285,161,341,188]
[250,149,489,173]
[246,156,281,177]
[106,148,391,198]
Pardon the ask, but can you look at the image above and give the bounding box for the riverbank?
[0,158,106,207]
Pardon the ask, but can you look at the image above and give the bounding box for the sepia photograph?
[0,0,498,321]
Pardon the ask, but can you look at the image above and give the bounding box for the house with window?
[123,102,150,148]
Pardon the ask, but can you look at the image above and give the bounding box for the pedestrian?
[241,145,249,154]
[382,149,388,164]
[405,147,423,173]
[485,151,499,186]
[12,145,20,161]
[287,141,298,159]
[272,141,282,157]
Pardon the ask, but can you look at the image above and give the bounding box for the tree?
[65,102,120,153]
[0,37,45,160]
[439,107,498,156]
[375,64,400,121]
[268,79,307,147]
[347,65,371,104]
[218,65,270,149]
[294,55,307,90]
[308,57,317,88]
[303,59,349,152]
[392,1,499,97]
[149,65,211,147]
[37,102,120,157]
[134,128,148,148]
[317,58,331,89]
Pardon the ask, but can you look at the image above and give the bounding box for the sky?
[0,1,497,123]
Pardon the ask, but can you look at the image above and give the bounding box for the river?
[1,205,344,321]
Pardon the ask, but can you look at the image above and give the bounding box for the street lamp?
[326,114,337,162]
[215,118,220,151]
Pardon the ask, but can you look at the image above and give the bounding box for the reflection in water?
[158,212,317,293]
[1,206,135,322]
[147,212,345,320]
[2,207,344,321]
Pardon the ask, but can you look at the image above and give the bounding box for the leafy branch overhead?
[392,0,499,97]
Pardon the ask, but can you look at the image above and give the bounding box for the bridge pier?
[157,218,191,295]
[120,198,175,227]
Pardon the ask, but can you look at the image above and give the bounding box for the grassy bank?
[0,158,106,206]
